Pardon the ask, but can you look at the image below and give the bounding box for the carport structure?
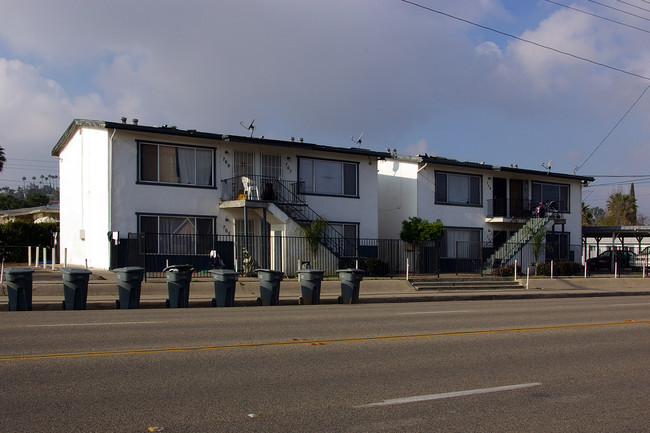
[582,225,650,267]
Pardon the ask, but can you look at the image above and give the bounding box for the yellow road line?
[1,320,646,362]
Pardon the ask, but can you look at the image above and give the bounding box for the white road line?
[26,321,162,328]
[610,303,650,306]
[356,383,542,408]
[398,310,473,315]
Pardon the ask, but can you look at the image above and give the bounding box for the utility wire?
[400,0,650,81]
[586,0,650,22]
[616,0,650,14]
[544,0,650,35]
[576,82,650,172]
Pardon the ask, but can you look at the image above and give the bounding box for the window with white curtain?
[139,215,214,255]
[298,157,358,197]
[435,171,481,206]
[139,142,214,187]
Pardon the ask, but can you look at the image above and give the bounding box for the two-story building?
[52,119,386,273]
[378,154,594,273]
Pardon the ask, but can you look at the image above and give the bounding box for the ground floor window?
[442,228,482,258]
[546,232,570,261]
[328,222,358,257]
[139,214,214,255]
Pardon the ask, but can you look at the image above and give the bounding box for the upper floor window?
[139,142,214,186]
[298,157,358,197]
[435,171,481,206]
[532,182,569,212]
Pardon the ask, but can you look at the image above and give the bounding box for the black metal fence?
[112,233,444,277]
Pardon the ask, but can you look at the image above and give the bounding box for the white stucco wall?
[377,159,418,239]
[109,130,220,235]
[58,127,110,268]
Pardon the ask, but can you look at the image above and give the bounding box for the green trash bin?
[210,269,238,307]
[4,267,34,311]
[113,267,145,309]
[335,269,365,304]
[61,268,93,310]
[296,269,324,305]
[163,265,193,308]
[256,269,283,306]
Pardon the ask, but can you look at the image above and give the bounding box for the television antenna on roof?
[240,119,255,137]
[351,132,363,147]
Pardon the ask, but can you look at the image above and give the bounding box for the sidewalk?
[2,267,650,310]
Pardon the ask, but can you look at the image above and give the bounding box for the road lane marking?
[398,310,473,315]
[355,383,542,408]
[611,303,650,306]
[25,321,162,328]
[0,320,645,362]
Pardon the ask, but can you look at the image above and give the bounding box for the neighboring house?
[378,154,594,273]
[52,119,385,272]
[0,205,59,224]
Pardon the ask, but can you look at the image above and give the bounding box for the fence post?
[35,247,39,269]
[514,259,517,281]
[550,260,554,279]
[28,246,32,267]
[42,247,47,269]
[406,258,409,280]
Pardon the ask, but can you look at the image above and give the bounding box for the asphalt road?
[1,297,649,432]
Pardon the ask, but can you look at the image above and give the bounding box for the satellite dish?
[351,132,363,147]
[240,119,255,137]
[541,159,552,173]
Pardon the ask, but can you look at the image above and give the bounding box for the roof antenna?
[541,159,552,174]
[240,119,255,137]
[351,132,363,147]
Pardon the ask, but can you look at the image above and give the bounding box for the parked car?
[586,250,637,271]
[636,246,650,269]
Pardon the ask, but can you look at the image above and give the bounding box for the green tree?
[400,217,445,243]
[24,193,50,207]
[302,217,329,266]
[604,188,637,225]
[582,202,594,226]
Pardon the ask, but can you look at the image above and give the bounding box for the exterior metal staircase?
[221,175,356,259]
[483,216,550,274]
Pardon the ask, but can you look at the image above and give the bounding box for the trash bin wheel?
[256,297,262,306]
[115,300,121,309]
[62,300,66,310]
[211,298,217,307]
[165,299,170,308]
[337,296,343,304]
[298,296,304,305]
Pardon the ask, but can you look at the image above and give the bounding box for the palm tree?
[0,146,5,173]
[606,190,637,225]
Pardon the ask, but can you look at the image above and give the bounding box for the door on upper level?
[493,178,507,217]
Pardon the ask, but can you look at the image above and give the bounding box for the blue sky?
[0,0,649,216]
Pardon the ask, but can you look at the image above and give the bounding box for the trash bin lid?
[209,269,239,281]
[162,264,194,273]
[335,268,365,274]
[60,267,92,275]
[4,267,34,275]
[113,266,145,274]
[255,268,283,275]
[296,269,324,275]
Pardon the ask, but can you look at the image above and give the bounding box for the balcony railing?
[486,199,535,219]
[221,175,304,204]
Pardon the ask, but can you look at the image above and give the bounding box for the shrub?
[537,261,581,276]
[0,221,59,262]
[493,263,521,277]
[337,257,392,277]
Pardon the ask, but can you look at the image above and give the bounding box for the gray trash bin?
[113,267,145,309]
[335,268,365,304]
[210,269,238,307]
[296,269,324,305]
[61,268,93,310]
[163,265,193,308]
[256,269,284,306]
[4,267,34,311]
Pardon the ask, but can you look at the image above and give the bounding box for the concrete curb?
[5,289,650,311]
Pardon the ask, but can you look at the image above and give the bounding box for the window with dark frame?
[139,142,214,187]
[298,157,358,197]
[139,214,214,255]
[531,182,569,213]
[435,171,481,206]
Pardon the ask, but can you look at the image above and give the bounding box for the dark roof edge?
[52,119,389,159]
[420,155,594,183]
